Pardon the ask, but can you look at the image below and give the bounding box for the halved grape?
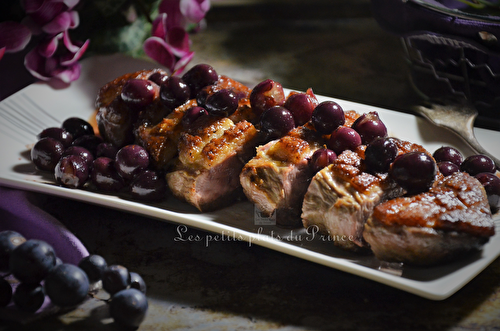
[364,137,398,173]
[0,230,26,272]
[114,145,150,180]
[38,127,73,148]
[327,127,362,155]
[390,152,437,194]
[9,239,57,284]
[78,255,108,283]
[109,288,148,328]
[129,170,167,201]
[121,79,159,109]
[31,137,65,172]
[44,263,90,307]
[91,157,125,192]
[284,93,316,126]
[205,89,239,117]
[102,265,130,295]
[351,112,387,144]
[62,117,94,139]
[475,172,500,211]
[54,155,89,189]
[433,146,463,166]
[182,64,218,98]
[160,76,191,110]
[309,148,337,173]
[461,154,496,176]
[13,283,45,312]
[249,79,286,116]
[311,101,345,135]
[438,161,460,176]
[259,106,295,140]
[182,106,209,128]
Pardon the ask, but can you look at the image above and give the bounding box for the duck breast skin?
[301,138,428,251]
[363,171,495,266]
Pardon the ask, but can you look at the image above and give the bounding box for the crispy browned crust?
[371,171,495,237]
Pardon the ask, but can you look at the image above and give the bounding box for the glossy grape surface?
[96,142,119,159]
[475,172,500,210]
[0,278,12,307]
[9,239,57,284]
[62,117,94,139]
[351,112,387,144]
[311,101,345,135]
[390,152,437,194]
[91,157,125,192]
[147,71,168,85]
[364,137,398,173]
[461,154,496,176]
[62,146,94,169]
[309,148,337,173]
[121,79,159,109]
[327,127,362,155]
[0,231,26,272]
[205,89,239,117]
[31,137,65,172]
[54,155,89,189]
[72,134,103,156]
[160,76,191,110]
[259,106,295,140]
[433,146,463,166]
[45,263,90,307]
[109,288,148,328]
[438,161,460,176]
[182,64,218,98]
[78,255,108,283]
[114,145,150,180]
[182,106,209,127]
[102,265,131,295]
[38,127,73,148]
[130,272,147,294]
[129,170,167,201]
[249,79,286,116]
[284,93,316,126]
[13,283,45,312]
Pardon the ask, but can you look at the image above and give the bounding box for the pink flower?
[21,0,80,35]
[0,21,32,53]
[159,0,210,29]
[24,31,89,83]
[143,13,194,74]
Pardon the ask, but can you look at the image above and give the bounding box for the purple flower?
[143,13,195,74]
[159,0,210,29]
[24,31,89,83]
[21,0,80,35]
[0,21,32,53]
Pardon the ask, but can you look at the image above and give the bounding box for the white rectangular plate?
[1,54,499,300]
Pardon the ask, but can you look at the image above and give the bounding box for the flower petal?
[42,11,72,34]
[25,47,52,81]
[173,51,195,74]
[159,0,184,28]
[143,37,176,72]
[37,33,62,58]
[29,1,66,27]
[60,39,89,66]
[180,0,210,23]
[53,62,81,83]
[167,27,191,56]
[0,22,32,52]
[0,47,5,62]
[21,0,45,14]
[151,13,167,39]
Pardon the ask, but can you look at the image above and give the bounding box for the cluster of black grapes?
[30,117,167,201]
[0,231,148,328]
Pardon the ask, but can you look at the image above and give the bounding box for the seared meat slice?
[240,125,324,227]
[135,75,254,169]
[240,110,360,228]
[363,171,495,266]
[166,116,259,211]
[301,138,428,251]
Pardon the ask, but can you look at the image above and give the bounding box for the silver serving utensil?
[413,101,500,169]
